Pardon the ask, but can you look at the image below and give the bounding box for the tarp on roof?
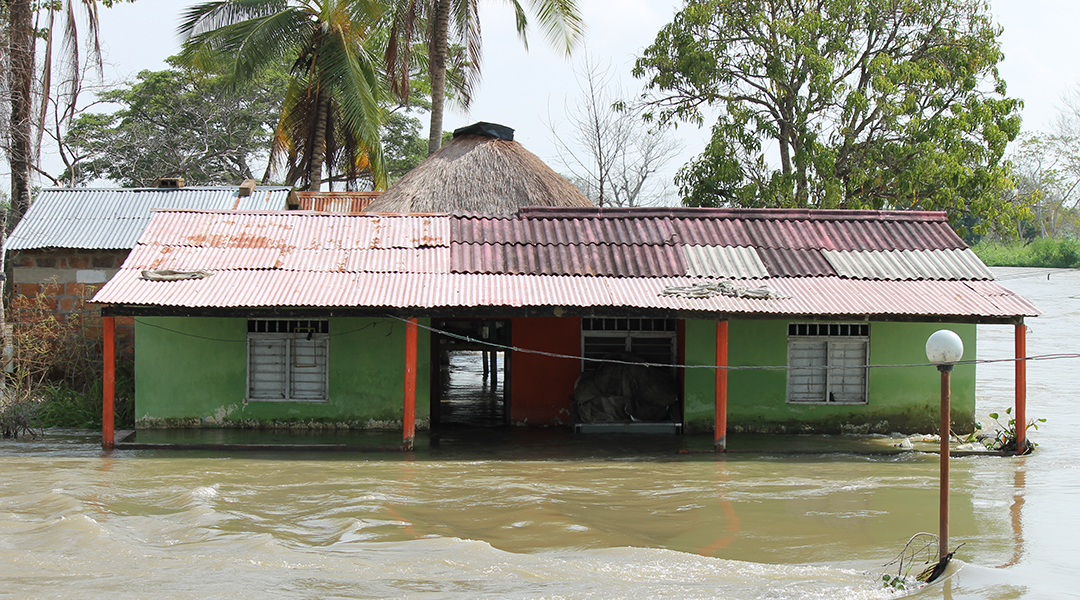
[4,187,293,251]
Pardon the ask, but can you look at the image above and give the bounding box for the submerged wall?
[134,317,430,428]
[683,319,977,434]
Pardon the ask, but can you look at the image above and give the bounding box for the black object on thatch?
[366,122,594,215]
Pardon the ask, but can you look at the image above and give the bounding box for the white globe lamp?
[926,329,964,367]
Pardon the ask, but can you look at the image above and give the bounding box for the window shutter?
[249,337,287,399]
[290,336,328,400]
[788,340,827,402]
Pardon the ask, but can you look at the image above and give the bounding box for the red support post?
[403,318,418,450]
[102,316,116,449]
[1015,321,1027,453]
[939,367,952,561]
[715,320,729,452]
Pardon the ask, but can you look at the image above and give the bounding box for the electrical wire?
[129,315,1080,373]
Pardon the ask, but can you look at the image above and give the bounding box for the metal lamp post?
[926,329,964,562]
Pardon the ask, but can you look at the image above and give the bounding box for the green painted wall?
[683,319,976,434]
[134,317,430,428]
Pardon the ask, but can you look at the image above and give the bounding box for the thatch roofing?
[366,123,594,215]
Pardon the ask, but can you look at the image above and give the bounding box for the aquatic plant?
[984,408,1044,454]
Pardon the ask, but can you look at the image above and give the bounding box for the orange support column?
[403,318,418,450]
[102,316,116,449]
[1015,321,1027,453]
[715,320,729,452]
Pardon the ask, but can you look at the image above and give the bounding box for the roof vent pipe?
[452,122,514,141]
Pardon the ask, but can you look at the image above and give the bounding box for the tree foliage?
[384,0,584,155]
[178,0,387,190]
[634,0,1024,232]
[62,62,285,187]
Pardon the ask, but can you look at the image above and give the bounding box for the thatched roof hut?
[366,122,594,215]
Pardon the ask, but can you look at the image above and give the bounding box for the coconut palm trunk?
[306,92,332,190]
[6,0,36,234]
[427,0,450,156]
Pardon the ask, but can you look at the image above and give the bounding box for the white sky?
[20,0,1080,194]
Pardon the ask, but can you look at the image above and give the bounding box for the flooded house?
[88,123,1038,449]
[91,206,1038,447]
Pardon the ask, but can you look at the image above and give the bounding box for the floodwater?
[1,267,1078,599]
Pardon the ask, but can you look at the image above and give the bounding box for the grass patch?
[972,237,1080,268]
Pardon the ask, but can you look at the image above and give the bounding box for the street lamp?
[926,329,964,564]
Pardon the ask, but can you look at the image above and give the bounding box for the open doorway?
[430,319,511,429]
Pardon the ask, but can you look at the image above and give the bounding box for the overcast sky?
[21,0,1080,194]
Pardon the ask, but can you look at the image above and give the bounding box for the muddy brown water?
[2,267,1078,599]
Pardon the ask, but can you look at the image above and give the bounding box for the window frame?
[246,320,330,403]
[785,322,869,405]
[580,318,677,373]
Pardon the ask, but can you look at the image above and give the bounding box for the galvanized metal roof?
[92,269,1039,318]
[4,187,293,251]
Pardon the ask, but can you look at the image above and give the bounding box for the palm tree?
[4,0,108,233]
[179,0,387,190]
[384,0,584,156]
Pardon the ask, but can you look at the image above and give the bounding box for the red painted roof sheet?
[93,270,1039,318]
[92,208,1037,318]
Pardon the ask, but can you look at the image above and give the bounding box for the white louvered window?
[247,320,329,402]
[786,323,869,404]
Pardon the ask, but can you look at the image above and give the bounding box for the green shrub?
[972,237,1080,268]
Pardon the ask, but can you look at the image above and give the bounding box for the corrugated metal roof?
[450,242,685,277]
[823,249,995,280]
[92,209,1037,319]
[296,191,381,213]
[139,211,448,250]
[4,187,293,251]
[683,246,770,279]
[755,247,837,277]
[92,269,1040,318]
[496,207,968,250]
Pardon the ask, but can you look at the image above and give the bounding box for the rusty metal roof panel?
[93,270,1039,318]
[824,249,995,280]
[682,245,770,279]
[450,242,685,276]
[125,245,284,271]
[4,187,293,251]
[137,211,450,250]
[296,191,381,213]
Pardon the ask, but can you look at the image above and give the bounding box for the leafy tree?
[382,109,427,181]
[61,62,286,187]
[384,0,585,155]
[548,55,682,207]
[634,0,1025,232]
[178,0,387,191]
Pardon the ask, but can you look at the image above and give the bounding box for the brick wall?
[9,248,134,356]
